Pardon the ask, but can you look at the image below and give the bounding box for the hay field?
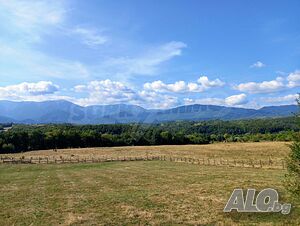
[1,141,291,162]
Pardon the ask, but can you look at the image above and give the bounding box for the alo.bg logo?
[224,188,291,215]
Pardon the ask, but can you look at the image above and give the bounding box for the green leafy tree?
[285,94,300,199]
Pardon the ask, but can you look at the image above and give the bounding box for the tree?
[285,94,300,199]
[160,131,172,144]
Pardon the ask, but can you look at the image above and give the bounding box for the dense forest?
[0,117,299,153]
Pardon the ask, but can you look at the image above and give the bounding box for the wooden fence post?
[269,157,273,167]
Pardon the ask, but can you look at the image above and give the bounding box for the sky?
[0,0,299,109]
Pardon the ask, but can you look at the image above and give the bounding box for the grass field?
[0,142,299,225]
[1,141,291,161]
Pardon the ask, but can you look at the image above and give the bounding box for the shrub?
[1,143,15,153]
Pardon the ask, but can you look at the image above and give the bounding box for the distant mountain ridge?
[0,100,298,124]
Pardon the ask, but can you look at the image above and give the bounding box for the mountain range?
[0,100,298,124]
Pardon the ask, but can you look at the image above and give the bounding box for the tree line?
[0,117,299,153]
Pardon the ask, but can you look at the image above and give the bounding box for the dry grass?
[1,141,291,162]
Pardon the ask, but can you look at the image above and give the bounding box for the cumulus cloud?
[74,80,139,106]
[225,93,247,105]
[250,61,266,68]
[144,76,224,93]
[184,93,248,106]
[138,91,178,109]
[71,27,108,47]
[0,81,60,101]
[287,70,300,88]
[197,76,225,88]
[234,77,285,93]
[184,97,225,106]
[73,79,179,108]
[144,80,198,93]
[262,94,298,104]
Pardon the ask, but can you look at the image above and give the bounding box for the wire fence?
[0,155,287,169]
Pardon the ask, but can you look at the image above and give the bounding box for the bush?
[1,143,15,153]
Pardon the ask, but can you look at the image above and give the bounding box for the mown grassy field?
[0,142,298,225]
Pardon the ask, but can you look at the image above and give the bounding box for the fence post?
[260,160,262,168]
[269,157,273,167]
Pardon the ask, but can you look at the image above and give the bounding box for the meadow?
[0,142,299,225]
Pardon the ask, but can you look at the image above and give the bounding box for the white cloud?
[0,0,66,42]
[250,61,266,68]
[184,93,248,107]
[101,41,187,78]
[144,80,196,93]
[71,27,108,47]
[0,1,186,82]
[144,76,224,93]
[225,93,247,105]
[262,94,298,104]
[197,76,225,88]
[287,70,300,88]
[0,81,59,100]
[73,79,179,108]
[0,43,90,80]
[184,97,225,106]
[234,77,285,93]
[138,91,178,109]
[0,0,92,81]
[74,80,139,106]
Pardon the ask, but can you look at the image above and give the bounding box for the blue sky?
[0,0,299,109]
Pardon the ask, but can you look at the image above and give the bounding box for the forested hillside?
[0,117,299,153]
